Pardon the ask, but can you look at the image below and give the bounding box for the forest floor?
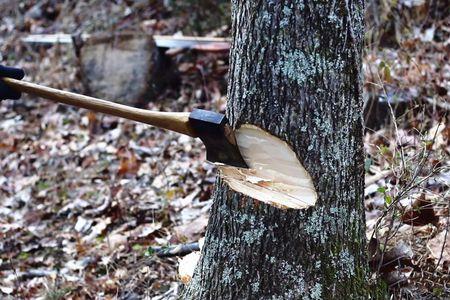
[0,1,449,299]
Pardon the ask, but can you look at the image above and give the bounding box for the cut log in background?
[75,33,159,106]
[22,33,230,107]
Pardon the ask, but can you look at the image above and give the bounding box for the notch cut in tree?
[220,124,317,209]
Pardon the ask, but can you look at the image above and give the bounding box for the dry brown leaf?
[370,241,414,273]
[401,194,439,227]
[117,147,140,176]
[173,215,208,241]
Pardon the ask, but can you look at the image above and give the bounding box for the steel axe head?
[188,109,248,169]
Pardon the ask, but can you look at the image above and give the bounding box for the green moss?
[369,279,389,300]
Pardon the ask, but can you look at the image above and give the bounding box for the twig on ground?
[150,242,200,257]
[425,97,450,111]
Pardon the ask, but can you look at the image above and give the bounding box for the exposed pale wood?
[2,78,196,137]
[21,33,88,44]
[152,35,230,48]
[219,124,317,209]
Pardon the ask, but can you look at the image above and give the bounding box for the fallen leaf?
[178,251,201,284]
[427,230,450,266]
[401,194,439,226]
[130,222,163,239]
[0,286,13,294]
[117,147,140,176]
[173,215,208,241]
[107,233,128,249]
[370,241,414,273]
[383,266,414,287]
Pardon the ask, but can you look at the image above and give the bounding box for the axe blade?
[189,109,248,169]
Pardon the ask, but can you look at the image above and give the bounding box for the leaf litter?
[0,0,449,298]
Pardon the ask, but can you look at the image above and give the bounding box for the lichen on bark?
[181,1,374,299]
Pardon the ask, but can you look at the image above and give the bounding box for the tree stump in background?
[78,33,159,106]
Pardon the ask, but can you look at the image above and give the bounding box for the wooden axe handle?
[3,77,196,137]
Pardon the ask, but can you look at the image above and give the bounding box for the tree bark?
[182,1,374,299]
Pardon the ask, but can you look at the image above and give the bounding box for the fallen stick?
[150,242,200,257]
[21,33,230,49]
[424,97,450,111]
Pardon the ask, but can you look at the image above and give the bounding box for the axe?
[2,77,248,169]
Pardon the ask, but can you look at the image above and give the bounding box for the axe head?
[189,109,248,168]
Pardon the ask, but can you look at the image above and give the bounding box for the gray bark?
[182,1,374,299]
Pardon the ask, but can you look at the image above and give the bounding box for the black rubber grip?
[0,65,25,80]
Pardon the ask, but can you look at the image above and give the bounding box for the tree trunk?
[182,1,374,299]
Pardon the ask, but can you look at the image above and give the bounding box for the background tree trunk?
[182,1,374,299]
